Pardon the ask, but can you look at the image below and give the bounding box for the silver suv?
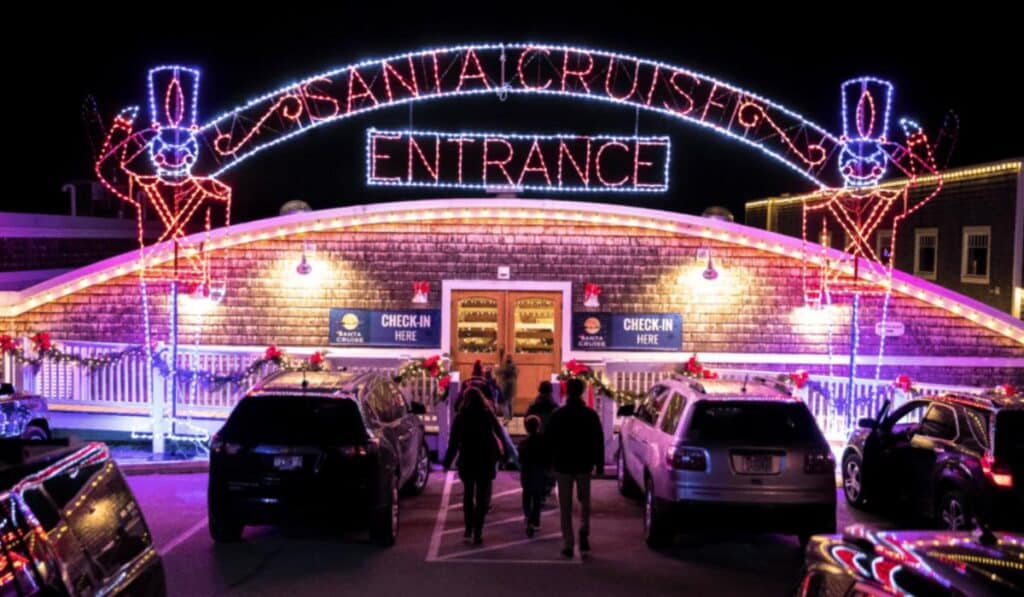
[617,377,836,547]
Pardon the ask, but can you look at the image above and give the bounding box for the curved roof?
[2,198,1022,345]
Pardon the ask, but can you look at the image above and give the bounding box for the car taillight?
[210,435,242,455]
[339,445,369,457]
[805,447,835,474]
[667,446,707,471]
[982,454,1013,489]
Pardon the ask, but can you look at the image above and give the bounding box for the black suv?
[208,370,431,546]
[841,393,1023,531]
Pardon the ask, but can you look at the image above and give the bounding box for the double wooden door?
[451,290,562,415]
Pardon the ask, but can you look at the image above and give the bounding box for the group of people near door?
[443,358,605,559]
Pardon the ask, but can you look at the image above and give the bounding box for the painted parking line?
[426,471,581,565]
[158,516,208,556]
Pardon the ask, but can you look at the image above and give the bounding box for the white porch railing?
[2,341,441,428]
[605,363,984,438]
[2,342,986,439]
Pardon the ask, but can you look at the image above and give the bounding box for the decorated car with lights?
[0,441,166,595]
[0,383,50,440]
[798,524,1023,596]
[841,391,1023,531]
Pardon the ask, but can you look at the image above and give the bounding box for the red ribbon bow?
[995,383,1016,397]
[31,332,52,352]
[413,281,429,294]
[685,354,702,375]
[565,359,590,376]
[790,370,810,389]
[583,283,601,299]
[894,374,913,392]
[309,351,325,366]
[264,345,284,361]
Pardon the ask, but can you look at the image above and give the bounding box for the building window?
[914,228,938,280]
[876,230,893,265]
[961,226,990,284]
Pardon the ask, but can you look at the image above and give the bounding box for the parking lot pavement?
[128,469,890,596]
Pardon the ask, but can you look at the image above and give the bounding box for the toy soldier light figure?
[803,77,942,304]
[96,66,232,297]
[801,77,943,424]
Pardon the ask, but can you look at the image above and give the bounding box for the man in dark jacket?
[544,377,604,558]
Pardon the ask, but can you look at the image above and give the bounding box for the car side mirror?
[617,404,635,417]
[858,417,877,430]
[410,401,427,415]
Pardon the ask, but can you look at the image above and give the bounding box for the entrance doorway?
[450,290,563,414]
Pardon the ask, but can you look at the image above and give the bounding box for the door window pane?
[457,297,498,353]
[513,297,555,354]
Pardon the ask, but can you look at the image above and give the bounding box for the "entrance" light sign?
[366,128,670,193]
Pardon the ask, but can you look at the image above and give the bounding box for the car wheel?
[209,506,244,542]
[403,443,430,496]
[371,474,400,547]
[842,454,868,508]
[937,490,974,531]
[21,424,49,441]
[643,475,671,549]
[617,444,640,498]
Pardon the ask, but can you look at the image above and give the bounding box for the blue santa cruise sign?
[573,312,682,351]
[329,308,441,348]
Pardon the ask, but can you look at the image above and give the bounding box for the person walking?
[494,351,518,423]
[526,380,557,432]
[545,377,604,558]
[517,415,551,537]
[443,387,505,546]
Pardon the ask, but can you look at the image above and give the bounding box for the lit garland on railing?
[0,334,331,392]
[557,359,643,405]
[0,332,149,369]
[394,354,451,403]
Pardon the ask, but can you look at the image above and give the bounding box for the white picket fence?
[2,342,984,438]
[605,363,983,437]
[1,340,441,426]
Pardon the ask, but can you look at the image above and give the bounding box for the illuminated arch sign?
[366,129,671,192]
[199,44,841,185]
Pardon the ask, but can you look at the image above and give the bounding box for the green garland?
[393,354,451,403]
[557,359,643,405]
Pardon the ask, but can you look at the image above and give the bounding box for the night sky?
[15,11,1022,223]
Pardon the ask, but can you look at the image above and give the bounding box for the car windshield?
[221,395,368,445]
[684,400,822,444]
[994,410,1023,466]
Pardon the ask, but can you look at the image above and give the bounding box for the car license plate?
[743,455,773,474]
[273,455,303,470]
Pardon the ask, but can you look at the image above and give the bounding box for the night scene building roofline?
[2,198,1022,346]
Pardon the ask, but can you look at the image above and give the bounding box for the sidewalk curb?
[119,459,209,476]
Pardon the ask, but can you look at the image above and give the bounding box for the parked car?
[0,383,50,440]
[617,377,836,547]
[0,441,166,596]
[208,370,431,546]
[841,392,1023,531]
[799,524,1023,596]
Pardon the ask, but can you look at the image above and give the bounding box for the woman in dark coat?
[443,387,505,545]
